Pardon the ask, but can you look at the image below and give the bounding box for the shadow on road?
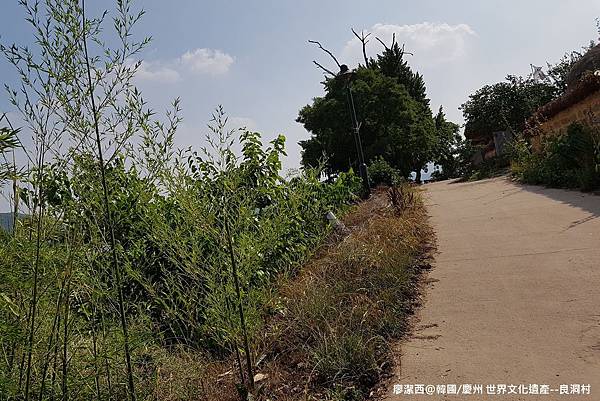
[517,181,600,218]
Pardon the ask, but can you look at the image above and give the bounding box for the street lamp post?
[338,64,370,197]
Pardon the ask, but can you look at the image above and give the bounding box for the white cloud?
[136,60,181,83]
[179,48,234,75]
[342,22,476,66]
[132,48,234,83]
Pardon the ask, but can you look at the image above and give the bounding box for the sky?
[1,0,600,211]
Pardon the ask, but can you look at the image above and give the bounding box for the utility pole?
[338,64,370,197]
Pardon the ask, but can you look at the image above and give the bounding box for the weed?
[256,184,432,400]
[511,120,600,191]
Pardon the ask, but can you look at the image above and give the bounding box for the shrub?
[0,115,363,400]
[511,122,600,191]
[368,157,401,187]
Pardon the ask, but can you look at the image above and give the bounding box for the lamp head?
[337,64,356,82]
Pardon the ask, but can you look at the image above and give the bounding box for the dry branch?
[376,35,390,51]
[376,34,414,56]
[401,43,414,56]
[308,39,341,69]
[312,60,336,77]
[352,28,371,68]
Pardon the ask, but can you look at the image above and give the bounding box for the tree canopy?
[461,39,598,141]
[431,106,469,179]
[298,41,449,181]
[460,75,557,140]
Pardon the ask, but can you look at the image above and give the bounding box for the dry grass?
[144,184,433,401]
[255,184,433,400]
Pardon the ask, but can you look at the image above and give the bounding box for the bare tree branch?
[401,43,414,56]
[308,39,342,69]
[312,60,336,77]
[352,28,371,68]
[376,35,414,56]
[375,36,389,51]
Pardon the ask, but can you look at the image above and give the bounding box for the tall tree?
[431,106,465,179]
[299,35,442,182]
[374,41,429,108]
[298,66,436,179]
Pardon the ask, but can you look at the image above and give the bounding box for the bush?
[368,157,402,187]
[511,122,600,191]
[0,112,363,400]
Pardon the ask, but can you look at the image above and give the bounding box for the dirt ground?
[383,177,600,401]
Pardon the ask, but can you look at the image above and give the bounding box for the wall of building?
[533,90,600,150]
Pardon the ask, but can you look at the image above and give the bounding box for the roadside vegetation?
[190,184,432,401]
[259,184,431,401]
[0,1,433,401]
[511,120,600,191]
[458,23,600,191]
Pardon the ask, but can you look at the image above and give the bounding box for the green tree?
[298,67,435,180]
[460,75,556,139]
[374,41,438,182]
[298,42,440,182]
[374,42,429,108]
[431,106,465,179]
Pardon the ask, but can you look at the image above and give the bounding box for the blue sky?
[1,0,599,210]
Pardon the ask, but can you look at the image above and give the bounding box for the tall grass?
[0,3,362,400]
[257,184,432,401]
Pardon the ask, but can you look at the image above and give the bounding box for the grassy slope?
[165,185,433,401]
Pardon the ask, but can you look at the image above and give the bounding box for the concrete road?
[384,177,600,400]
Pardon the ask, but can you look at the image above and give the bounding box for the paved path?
[384,177,600,400]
